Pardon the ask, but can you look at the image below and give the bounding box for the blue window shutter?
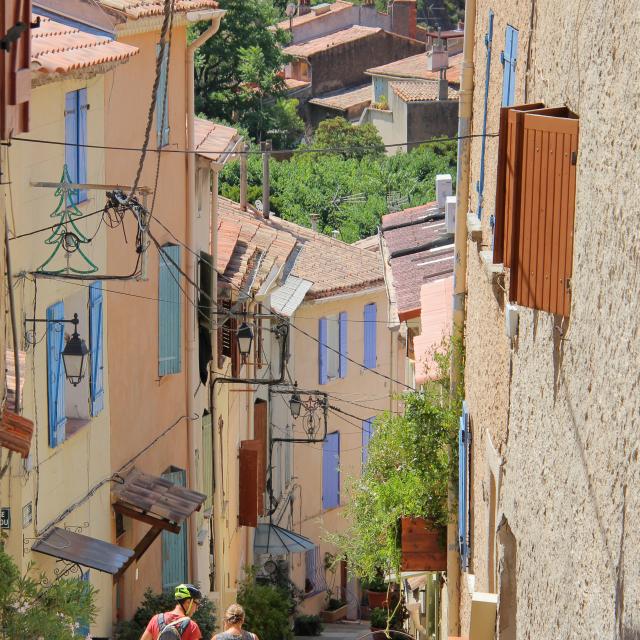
[322,432,340,510]
[77,572,90,637]
[156,44,169,148]
[89,282,104,416]
[158,245,182,376]
[362,417,375,466]
[338,311,347,378]
[458,401,470,570]
[77,88,88,202]
[161,469,188,590]
[64,91,78,206]
[501,26,519,107]
[363,303,377,369]
[47,301,66,448]
[318,318,328,385]
[477,10,494,219]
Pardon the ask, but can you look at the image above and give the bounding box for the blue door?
[162,469,188,591]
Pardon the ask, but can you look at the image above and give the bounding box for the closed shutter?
[202,414,213,511]
[322,432,340,510]
[458,401,470,570]
[46,301,66,448]
[338,312,347,378]
[238,443,258,527]
[77,572,90,637]
[64,91,78,206]
[501,26,519,107]
[158,244,181,375]
[156,44,169,147]
[77,88,88,202]
[253,400,268,514]
[361,417,375,466]
[318,318,328,385]
[363,303,377,369]
[476,10,494,220]
[89,282,104,416]
[161,469,188,590]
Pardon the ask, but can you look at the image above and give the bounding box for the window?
[161,468,188,590]
[89,282,104,416]
[458,401,470,570]
[361,417,375,466]
[217,299,239,376]
[363,303,377,369]
[156,44,170,148]
[322,432,340,510]
[64,89,88,204]
[501,26,519,107]
[318,313,347,384]
[373,77,386,103]
[158,244,182,375]
[305,546,327,595]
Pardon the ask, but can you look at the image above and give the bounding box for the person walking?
[213,604,259,640]
[140,584,203,640]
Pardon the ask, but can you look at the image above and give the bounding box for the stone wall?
[406,99,458,147]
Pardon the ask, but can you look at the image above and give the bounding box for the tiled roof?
[275,1,353,30]
[284,77,311,91]
[217,218,241,273]
[194,117,240,163]
[97,0,217,19]
[381,202,454,320]
[391,80,458,102]
[31,15,138,76]
[414,276,453,385]
[366,52,463,84]
[284,25,381,58]
[308,83,371,111]
[352,234,380,252]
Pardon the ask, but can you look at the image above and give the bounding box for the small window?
[319,314,347,383]
[322,432,340,510]
[217,299,239,377]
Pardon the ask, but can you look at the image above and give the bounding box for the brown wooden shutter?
[509,107,579,317]
[253,401,268,514]
[493,103,544,265]
[241,438,265,516]
[238,443,258,527]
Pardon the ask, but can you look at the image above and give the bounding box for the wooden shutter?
[363,303,377,369]
[322,432,340,510]
[77,88,88,202]
[458,401,470,570]
[501,26,519,107]
[156,44,169,147]
[253,400,268,514]
[338,311,347,378]
[493,103,544,265]
[318,318,328,385]
[46,301,66,448]
[361,417,374,466]
[510,107,579,316]
[238,443,258,527]
[161,469,188,589]
[64,91,78,204]
[89,282,104,416]
[158,244,182,375]
[0,0,31,139]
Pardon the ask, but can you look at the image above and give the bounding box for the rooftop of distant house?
[284,77,311,92]
[97,0,218,20]
[308,83,372,112]
[275,0,354,31]
[193,117,241,164]
[381,202,454,321]
[391,80,458,102]
[283,25,382,58]
[366,51,463,84]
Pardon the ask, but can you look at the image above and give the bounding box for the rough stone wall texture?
[407,99,458,148]
[462,0,640,637]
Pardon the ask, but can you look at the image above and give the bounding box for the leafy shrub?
[293,614,324,636]
[113,588,216,640]
[326,597,347,611]
[362,574,387,593]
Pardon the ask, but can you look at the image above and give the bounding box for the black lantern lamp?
[237,322,254,360]
[289,390,302,419]
[62,314,89,386]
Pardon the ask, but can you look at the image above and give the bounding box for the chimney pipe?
[240,142,248,211]
[310,213,319,232]
[261,140,271,219]
[439,71,448,100]
[332,229,340,240]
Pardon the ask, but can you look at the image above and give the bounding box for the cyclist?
[140,583,203,640]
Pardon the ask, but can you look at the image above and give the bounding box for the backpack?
[157,613,192,639]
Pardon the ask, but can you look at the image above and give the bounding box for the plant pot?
[320,604,348,623]
[400,517,446,571]
[366,590,389,609]
[370,629,404,639]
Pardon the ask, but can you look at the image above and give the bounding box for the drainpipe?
[186,7,225,587]
[449,0,476,635]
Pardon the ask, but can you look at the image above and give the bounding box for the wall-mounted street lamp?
[25,313,89,386]
[236,322,254,361]
[288,390,302,419]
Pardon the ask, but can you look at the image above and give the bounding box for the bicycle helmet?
[174,584,202,602]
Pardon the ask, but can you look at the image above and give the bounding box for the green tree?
[312,117,385,159]
[0,549,96,639]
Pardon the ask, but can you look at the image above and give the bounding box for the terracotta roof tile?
[390,80,458,102]
[284,25,381,58]
[97,0,217,19]
[366,52,463,84]
[194,117,240,163]
[275,1,353,31]
[308,83,371,111]
[31,15,138,75]
[284,77,311,91]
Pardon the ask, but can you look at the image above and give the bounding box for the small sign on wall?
[1,507,11,529]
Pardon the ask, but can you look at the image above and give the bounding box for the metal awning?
[32,527,134,575]
[254,524,315,555]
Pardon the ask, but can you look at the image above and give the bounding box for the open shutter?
[361,417,374,466]
[158,245,181,375]
[363,303,377,369]
[89,282,104,416]
[318,318,328,385]
[76,572,91,637]
[322,432,340,510]
[338,311,347,378]
[253,401,268,515]
[238,443,258,527]
[501,26,519,107]
[458,401,470,570]
[161,469,188,590]
[156,44,169,147]
[64,91,78,205]
[46,301,66,448]
[77,88,88,202]
[476,10,494,219]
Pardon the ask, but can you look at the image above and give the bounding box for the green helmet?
[174,584,202,602]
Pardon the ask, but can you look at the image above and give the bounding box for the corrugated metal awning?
[269,276,313,317]
[32,527,134,575]
[254,524,315,555]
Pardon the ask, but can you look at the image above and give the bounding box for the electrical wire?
[9,206,106,240]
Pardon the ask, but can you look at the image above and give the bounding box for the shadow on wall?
[496,515,516,640]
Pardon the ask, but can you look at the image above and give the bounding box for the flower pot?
[366,590,389,609]
[320,604,348,623]
[400,517,446,571]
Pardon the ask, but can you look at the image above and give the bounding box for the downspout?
[186,8,225,586]
[449,0,476,636]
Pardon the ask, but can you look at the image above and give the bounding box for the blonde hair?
[224,604,245,625]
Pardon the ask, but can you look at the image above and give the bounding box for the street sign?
[1,507,11,529]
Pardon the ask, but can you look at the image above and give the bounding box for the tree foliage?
[0,550,96,640]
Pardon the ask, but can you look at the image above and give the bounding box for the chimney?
[435,174,452,212]
[445,195,456,234]
[392,0,417,41]
[332,230,341,240]
[457,20,464,31]
[426,39,448,71]
[239,142,248,211]
[310,214,319,232]
[438,74,449,101]
[298,0,311,16]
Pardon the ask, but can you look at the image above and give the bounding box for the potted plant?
[363,574,390,610]
[320,595,348,623]
[369,605,407,639]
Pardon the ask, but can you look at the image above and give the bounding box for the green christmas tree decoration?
[37,164,98,274]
